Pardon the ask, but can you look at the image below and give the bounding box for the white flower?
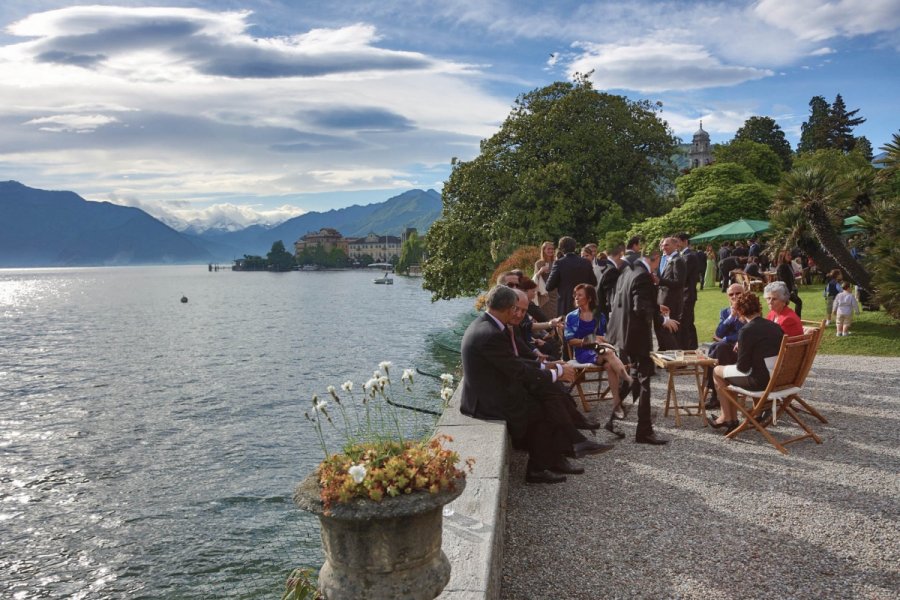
[440,387,454,402]
[364,377,379,392]
[378,361,393,372]
[326,385,335,394]
[348,464,367,484]
[378,375,389,388]
[313,399,328,413]
[373,370,381,379]
[401,368,415,382]
[341,381,353,392]
[440,373,454,386]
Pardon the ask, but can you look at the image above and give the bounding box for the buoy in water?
[181,295,188,303]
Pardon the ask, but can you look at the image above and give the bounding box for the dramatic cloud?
[569,41,772,92]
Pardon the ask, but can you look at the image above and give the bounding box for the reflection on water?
[0,266,474,598]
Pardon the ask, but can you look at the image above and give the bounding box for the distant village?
[232,227,421,271]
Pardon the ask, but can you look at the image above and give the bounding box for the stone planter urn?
[294,473,465,600]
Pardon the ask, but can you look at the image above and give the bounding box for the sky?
[0,1,898,229]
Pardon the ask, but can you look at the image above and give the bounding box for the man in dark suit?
[717,241,732,262]
[675,233,700,349]
[748,238,761,258]
[623,235,642,266]
[460,286,609,483]
[597,244,625,324]
[606,251,679,445]
[655,237,685,350]
[546,236,597,316]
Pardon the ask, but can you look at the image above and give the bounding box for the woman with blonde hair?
[533,241,559,318]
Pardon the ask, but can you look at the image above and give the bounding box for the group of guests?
[460,233,830,484]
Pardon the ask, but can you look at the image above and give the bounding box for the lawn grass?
[694,282,900,357]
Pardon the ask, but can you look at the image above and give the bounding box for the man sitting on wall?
[460,285,611,484]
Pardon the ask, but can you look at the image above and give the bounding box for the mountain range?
[0,181,442,267]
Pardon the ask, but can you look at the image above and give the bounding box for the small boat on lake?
[373,272,394,285]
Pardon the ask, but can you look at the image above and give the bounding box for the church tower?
[688,121,711,168]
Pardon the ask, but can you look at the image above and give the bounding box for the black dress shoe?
[575,420,602,431]
[604,421,626,439]
[572,439,615,458]
[635,433,669,445]
[724,420,740,434]
[550,458,585,475]
[525,469,567,484]
[704,398,720,410]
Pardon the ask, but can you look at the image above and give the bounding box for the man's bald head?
[510,289,529,326]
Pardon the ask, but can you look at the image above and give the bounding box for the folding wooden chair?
[794,319,828,424]
[560,331,610,412]
[722,333,822,454]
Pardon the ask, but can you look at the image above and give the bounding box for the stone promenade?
[499,355,900,599]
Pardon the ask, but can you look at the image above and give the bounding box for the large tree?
[828,93,866,152]
[734,116,793,170]
[712,139,784,185]
[798,96,831,153]
[424,76,679,300]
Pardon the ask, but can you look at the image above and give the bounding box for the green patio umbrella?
[690,218,770,244]
[842,215,866,235]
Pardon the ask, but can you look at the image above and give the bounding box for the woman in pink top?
[763,281,804,336]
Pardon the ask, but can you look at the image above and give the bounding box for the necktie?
[659,254,667,275]
[508,326,519,356]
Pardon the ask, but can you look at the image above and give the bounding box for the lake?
[0,266,475,598]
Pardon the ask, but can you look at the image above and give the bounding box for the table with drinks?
[650,349,718,427]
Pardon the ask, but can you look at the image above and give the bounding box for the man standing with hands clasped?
[607,250,680,445]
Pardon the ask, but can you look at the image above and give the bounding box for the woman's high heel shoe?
[724,420,740,434]
[706,415,728,429]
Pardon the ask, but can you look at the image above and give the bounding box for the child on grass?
[834,282,860,337]
[823,269,842,326]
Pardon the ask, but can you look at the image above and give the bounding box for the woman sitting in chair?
[563,284,632,425]
[708,291,784,434]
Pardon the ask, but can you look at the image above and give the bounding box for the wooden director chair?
[722,332,822,455]
[794,319,828,424]
[734,271,765,292]
[558,327,611,412]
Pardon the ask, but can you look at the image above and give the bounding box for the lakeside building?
[293,228,349,256]
[347,232,402,263]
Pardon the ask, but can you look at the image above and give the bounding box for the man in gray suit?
[655,237,685,350]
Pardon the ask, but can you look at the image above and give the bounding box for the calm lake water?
[0,266,474,599]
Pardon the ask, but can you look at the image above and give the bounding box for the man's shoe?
[635,433,669,445]
[525,469,567,484]
[550,458,585,475]
[573,439,614,458]
[575,420,602,431]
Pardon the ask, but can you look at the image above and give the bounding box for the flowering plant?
[305,362,473,512]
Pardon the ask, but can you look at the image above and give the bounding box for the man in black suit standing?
[547,236,596,316]
[623,235,642,266]
[460,285,608,483]
[607,251,679,445]
[655,237,685,350]
[597,244,625,325]
[675,232,700,349]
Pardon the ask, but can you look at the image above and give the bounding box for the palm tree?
[875,131,900,184]
[774,165,872,292]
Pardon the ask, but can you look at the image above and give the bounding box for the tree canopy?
[424,76,679,300]
[266,240,295,272]
[798,94,866,154]
[712,140,784,185]
[734,116,793,170]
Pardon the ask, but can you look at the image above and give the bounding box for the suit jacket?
[719,256,743,278]
[681,248,700,303]
[596,260,621,316]
[546,253,597,316]
[623,250,641,266]
[748,242,761,257]
[607,260,665,359]
[718,246,731,262]
[459,314,553,438]
[657,252,686,319]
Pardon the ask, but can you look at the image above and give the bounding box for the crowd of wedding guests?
[460,233,832,484]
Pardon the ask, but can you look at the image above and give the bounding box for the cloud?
[754,0,900,42]
[569,40,772,92]
[24,113,119,133]
[303,107,414,132]
[6,7,447,80]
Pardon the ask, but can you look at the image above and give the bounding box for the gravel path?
[500,355,900,600]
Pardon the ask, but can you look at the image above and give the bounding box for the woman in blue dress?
[564,283,632,427]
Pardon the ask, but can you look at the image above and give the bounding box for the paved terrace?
[437,354,900,599]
